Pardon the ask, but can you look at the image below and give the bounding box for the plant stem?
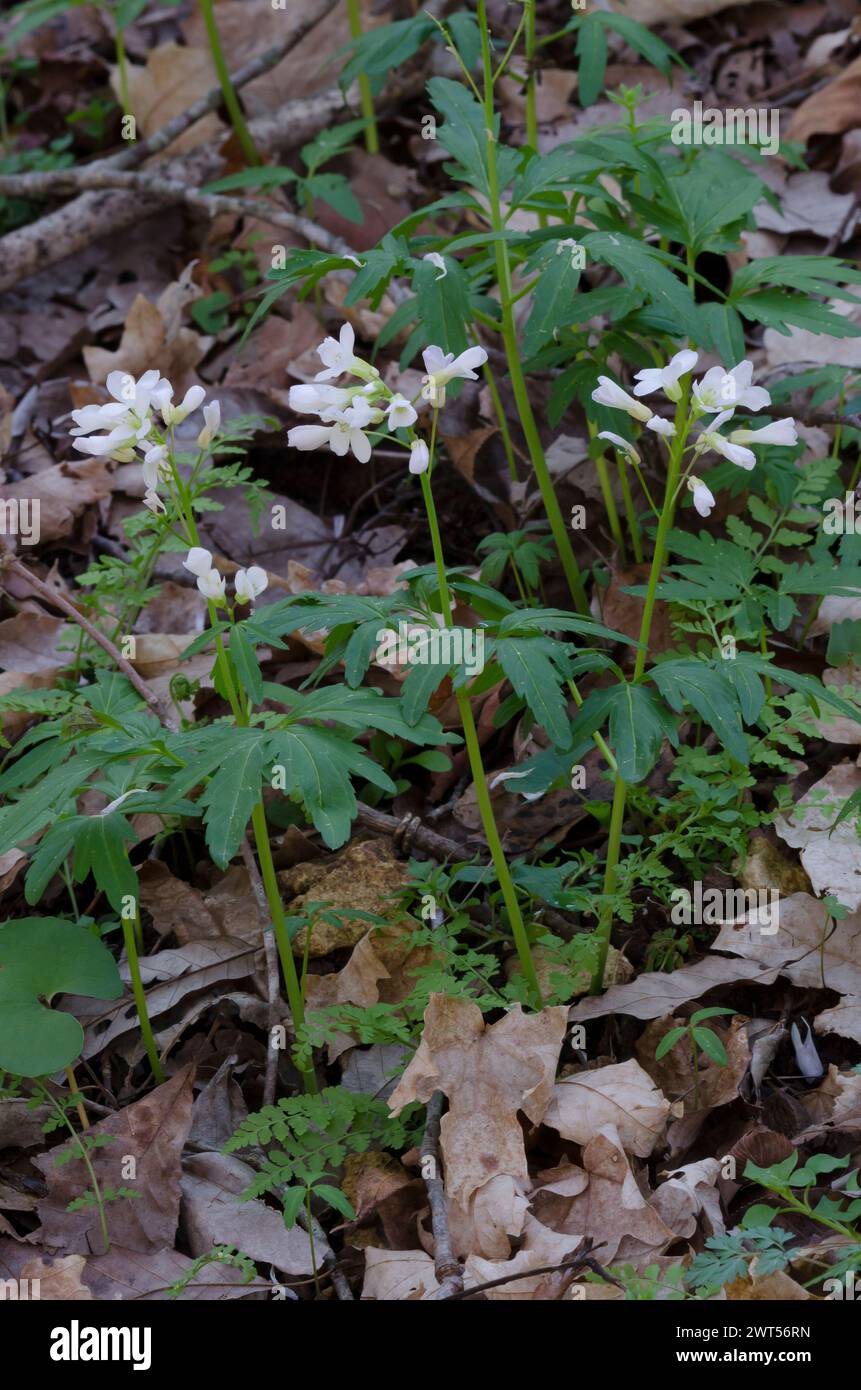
[419,462,542,1009]
[199,0,261,165]
[476,0,588,615]
[345,0,379,153]
[249,802,317,1093]
[616,453,643,564]
[590,393,690,993]
[40,1084,111,1253]
[482,361,518,481]
[115,26,132,126]
[690,1033,701,1108]
[123,913,165,1083]
[64,1064,89,1130]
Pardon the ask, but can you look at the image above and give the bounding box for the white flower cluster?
[183,547,267,607]
[287,323,487,474]
[592,352,797,518]
[70,370,220,515]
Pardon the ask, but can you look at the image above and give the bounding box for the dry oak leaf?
[361,1247,440,1301]
[34,1067,195,1255]
[569,954,778,1024]
[388,994,567,1216]
[0,456,114,546]
[113,42,223,152]
[463,1212,590,1302]
[19,1254,92,1300]
[181,1152,314,1277]
[711,893,861,1043]
[543,1059,671,1158]
[531,1128,678,1266]
[652,1159,724,1239]
[774,763,861,911]
[788,55,861,144]
[81,1244,254,1301]
[84,265,212,390]
[305,932,391,1062]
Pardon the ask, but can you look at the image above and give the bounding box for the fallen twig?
[440,1238,623,1301]
[0,167,355,257]
[0,553,179,731]
[421,1090,464,1299]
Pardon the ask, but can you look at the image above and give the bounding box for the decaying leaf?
[388,995,567,1257]
[544,1059,671,1158]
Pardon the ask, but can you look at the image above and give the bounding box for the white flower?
[688,477,715,517]
[234,566,268,603]
[633,349,698,401]
[693,361,770,414]
[730,418,798,448]
[158,384,206,426]
[197,400,221,448]
[288,410,373,463]
[315,323,363,382]
[387,394,418,430]
[696,410,756,470]
[423,252,447,280]
[591,376,652,422]
[71,368,168,458]
[409,439,430,474]
[197,567,226,603]
[141,444,169,491]
[288,383,355,414]
[422,344,488,392]
[143,490,166,515]
[598,430,640,464]
[647,416,676,437]
[183,546,215,578]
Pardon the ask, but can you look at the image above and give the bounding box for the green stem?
[115,26,132,125]
[590,393,690,993]
[345,0,379,154]
[616,454,643,564]
[691,1032,701,1108]
[419,462,542,1008]
[123,912,165,1084]
[594,445,626,559]
[250,802,316,1092]
[482,361,518,481]
[477,0,587,615]
[199,0,261,165]
[41,1083,111,1253]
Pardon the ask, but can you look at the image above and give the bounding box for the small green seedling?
[654,1005,735,1108]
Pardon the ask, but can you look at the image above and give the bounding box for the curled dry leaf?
[711,893,861,1044]
[569,955,777,1024]
[361,1247,439,1301]
[774,763,861,911]
[544,1059,671,1158]
[531,1127,678,1265]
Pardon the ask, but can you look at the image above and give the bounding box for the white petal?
[287,425,333,451]
[183,546,213,577]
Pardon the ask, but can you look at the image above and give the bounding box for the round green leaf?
[0,917,123,1076]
